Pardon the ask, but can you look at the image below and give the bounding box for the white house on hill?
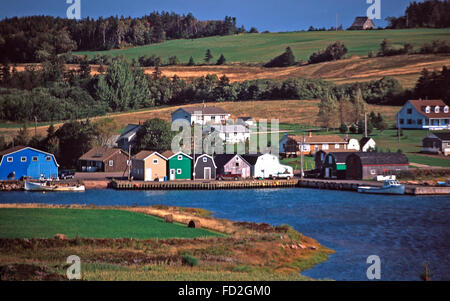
[206,124,250,144]
[171,105,230,125]
[396,100,450,130]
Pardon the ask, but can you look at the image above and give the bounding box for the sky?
[0,0,421,31]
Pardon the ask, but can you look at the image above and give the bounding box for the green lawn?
[75,29,450,64]
[281,156,316,170]
[0,208,222,239]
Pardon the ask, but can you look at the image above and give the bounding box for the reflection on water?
[0,188,449,281]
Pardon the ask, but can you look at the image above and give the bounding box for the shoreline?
[2,178,450,195]
[0,203,333,281]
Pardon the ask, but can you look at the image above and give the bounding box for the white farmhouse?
[347,138,360,151]
[206,124,250,144]
[396,99,450,130]
[253,153,293,179]
[171,105,230,125]
[359,137,376,152]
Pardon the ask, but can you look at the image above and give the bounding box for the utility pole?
[397,113,401,143]
[364,112,368,138]
[128,144,131,181]
[300,133,305,179]
[336,13,338,32]
[34,116,37,137]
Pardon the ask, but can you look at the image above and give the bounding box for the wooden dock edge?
[111,179,450,195]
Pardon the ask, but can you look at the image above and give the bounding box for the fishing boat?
[357,180,405,195]
[437,179,450,187]
[24,181,85,192]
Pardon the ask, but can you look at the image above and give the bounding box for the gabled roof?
[359,137,374,148]
[167,151,193,160]
[173,106,228,116]
[0,146,27,157]
[241,154,260,166]
[79,147,127,162]
[117,124,141,140]
[407,100,450,118]
[287,135,347,144]
[213,154,237,169]
[194,154,217,168]
[133,150,167,161]
[430,132,450,141]
[0,146,60,167]
[328,152,354,164]
[349,152,409,165]
[350,17,374,28]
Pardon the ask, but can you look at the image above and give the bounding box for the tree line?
[0,13,250,63]
[0,56,448,124]
[386,0,450,29]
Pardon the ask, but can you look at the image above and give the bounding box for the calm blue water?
[0,188,449,281]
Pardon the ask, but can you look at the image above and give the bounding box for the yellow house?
[131,151,168,181]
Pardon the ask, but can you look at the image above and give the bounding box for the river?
[0,188,449,281]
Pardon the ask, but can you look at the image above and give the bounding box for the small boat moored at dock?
[357,180,405,195]
[437,179,450,187]
[24,181,85,192]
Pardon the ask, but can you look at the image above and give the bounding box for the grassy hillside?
[75,29,450,64]
[0,208,221,239]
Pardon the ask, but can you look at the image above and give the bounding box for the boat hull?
[358,185,405,195]
[24,181,85,192]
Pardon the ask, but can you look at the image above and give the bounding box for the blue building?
[0,146,59,180]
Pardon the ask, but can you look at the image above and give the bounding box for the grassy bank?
[75,29,450,64]
[0,205,333,281]
[0,208,221,239]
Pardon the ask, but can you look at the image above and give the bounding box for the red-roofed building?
[396,100,450,130]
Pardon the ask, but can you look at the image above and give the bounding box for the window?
[407,119,412,125]
[400,119,404,125]
[203,157,207,163]
[322,144,329,150]
[335,144,340,149]
[425,106,431,113]
[435,106,440,113]
[109,160,114,167]
[176,169,182,175]
[21,157,27,162]
[178,155,183,160]
[418,119,423,125]
[370,169,376,175]
[153,159,158,164]
[407,108,412,114]
[7,157,13,163]
[45,156,51,162]
[235,162,239,167]
[32,156,38,162]
[444,106,449,113]
[328,156,333,164]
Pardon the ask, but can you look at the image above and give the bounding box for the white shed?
[253,153,293,179]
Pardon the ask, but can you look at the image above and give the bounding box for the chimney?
[309,132,312,138]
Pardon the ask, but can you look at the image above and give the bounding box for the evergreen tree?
[265,47,296,67]
[339,122,348,134]
[187,56,195,66]
[216,54,226,65]
[204,49,213,63]
[317,93,338,131]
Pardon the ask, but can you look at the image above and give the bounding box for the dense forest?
[386,0,450,29]
[1,53,448,124]
[0,12,246,63]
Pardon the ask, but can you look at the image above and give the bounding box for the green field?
[75,29,450,64]
[0,208,222,239]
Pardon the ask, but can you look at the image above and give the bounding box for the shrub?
[309,41,348,64]
[182,254,199,267]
